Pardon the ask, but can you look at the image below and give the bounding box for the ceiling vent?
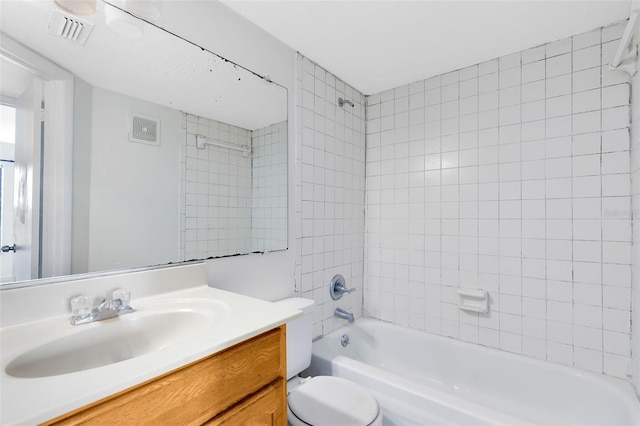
[46,10,94,45]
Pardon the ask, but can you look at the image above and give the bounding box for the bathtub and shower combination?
[305,319,640,425]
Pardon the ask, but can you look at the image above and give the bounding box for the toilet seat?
[288,376,380,426]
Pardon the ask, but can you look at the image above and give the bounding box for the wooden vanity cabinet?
[44,325,287,426]
[204,378,285,425]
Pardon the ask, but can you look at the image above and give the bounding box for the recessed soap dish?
[457,289,489,314]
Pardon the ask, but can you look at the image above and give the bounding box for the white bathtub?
[304,319,640,426]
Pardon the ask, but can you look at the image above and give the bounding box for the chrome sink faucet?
[70,288,134,325]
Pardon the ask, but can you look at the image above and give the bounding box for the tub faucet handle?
[330,274,355,300]
[337,283,356,293]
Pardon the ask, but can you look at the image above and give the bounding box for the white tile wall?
[180,113,252,260]
[365,21,632,378]
[251,121,288,251]
[631,23,640,390]
[294,54,366,338]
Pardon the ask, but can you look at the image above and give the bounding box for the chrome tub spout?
[335,308,355,323]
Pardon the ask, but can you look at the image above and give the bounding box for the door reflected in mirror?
[0,105,17,282]
[0,0,288,285]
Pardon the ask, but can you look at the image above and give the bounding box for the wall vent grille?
[46,10,94,45]
[130,114,161,146]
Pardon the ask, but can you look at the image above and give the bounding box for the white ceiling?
[223,0,632,95]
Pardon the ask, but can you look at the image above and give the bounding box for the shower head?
[338,97,354,108]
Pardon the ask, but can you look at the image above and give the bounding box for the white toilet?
[276,298,383,426]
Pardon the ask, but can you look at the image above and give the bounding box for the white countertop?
[0,285,301,425]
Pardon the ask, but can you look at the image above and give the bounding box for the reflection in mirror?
[0,0,287,286]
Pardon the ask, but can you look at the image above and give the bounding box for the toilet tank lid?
[274,297,315,315]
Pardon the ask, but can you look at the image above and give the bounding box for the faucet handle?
[330,274,356,300]
[70,295,93,317]
[110,288,131,305]
[337,283,356,293]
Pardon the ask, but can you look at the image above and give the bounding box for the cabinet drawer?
[45,326,285,426]
[205,378,286,426]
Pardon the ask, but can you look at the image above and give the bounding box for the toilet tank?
[274,297,315,379]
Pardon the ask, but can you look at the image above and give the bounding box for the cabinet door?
[206,378,286,426]
[44,327,285,426]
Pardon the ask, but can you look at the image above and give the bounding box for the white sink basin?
[5,299,230,378]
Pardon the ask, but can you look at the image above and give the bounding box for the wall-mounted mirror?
[0,0,288,286]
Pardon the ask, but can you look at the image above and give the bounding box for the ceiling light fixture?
[122,0,161,22]
[53,0,97,16]
[104,2,144,38]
